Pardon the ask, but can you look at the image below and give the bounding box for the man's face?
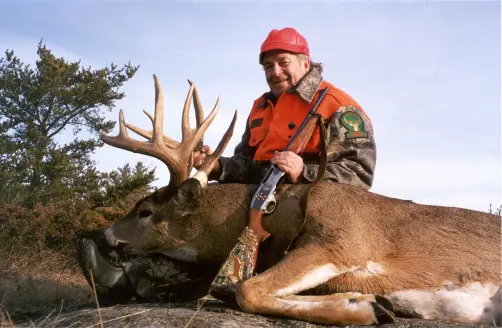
[262,51,310,97]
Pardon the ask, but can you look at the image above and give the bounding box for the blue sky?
[0,1,500,212]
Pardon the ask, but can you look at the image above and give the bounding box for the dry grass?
[0,196,155,327]
[0,250,158,328]
[0,240,159,328]
[0,245,95,326]
[0,245,210,327]
[0,199,134,326]
[0,303,14,327]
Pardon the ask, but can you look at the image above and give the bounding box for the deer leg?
[281,292,372,302]
[235,245,394,325]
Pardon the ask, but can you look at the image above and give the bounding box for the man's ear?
[304,57,311,70]
[172,178,203,217]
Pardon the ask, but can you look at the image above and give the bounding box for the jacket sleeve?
[208,115,266,184]
[300,105,377,190]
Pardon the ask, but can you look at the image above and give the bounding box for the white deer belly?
[386,282,501,324]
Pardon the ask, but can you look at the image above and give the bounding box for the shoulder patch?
[339,111,368,139]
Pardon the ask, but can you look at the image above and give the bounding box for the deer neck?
[188,184,255,263]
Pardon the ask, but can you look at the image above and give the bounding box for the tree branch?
[47,104,92,138]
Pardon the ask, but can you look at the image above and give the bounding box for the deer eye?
[139,209,153,218]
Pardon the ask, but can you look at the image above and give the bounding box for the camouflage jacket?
[208,67,377,190]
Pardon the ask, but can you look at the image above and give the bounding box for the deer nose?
[104,227,119,246]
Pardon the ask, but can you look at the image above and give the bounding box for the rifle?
[209,86,329,303]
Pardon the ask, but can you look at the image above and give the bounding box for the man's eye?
[279,61,290,67]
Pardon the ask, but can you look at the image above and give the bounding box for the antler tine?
[151,75,190,182]
[124,121,180,149]
[181,82,208,143]
[100,110,132,148]
[143,109,155,123]
[187,79,205,128]
[179,94,220,156]
[187,79,205,153]
[181,83,196,142]
[176,81,221,176]
[124,111,180,149]
[152,75,166,148]
[118,110,128,136]
[193,110,238,187]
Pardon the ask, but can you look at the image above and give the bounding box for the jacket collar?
[288,65,323,103]
[259,66,323,108]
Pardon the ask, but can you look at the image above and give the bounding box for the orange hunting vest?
[249,80,364,161]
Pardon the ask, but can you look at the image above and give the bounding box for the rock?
[37,301,492,328]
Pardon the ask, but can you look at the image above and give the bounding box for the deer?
[99,74,501,326]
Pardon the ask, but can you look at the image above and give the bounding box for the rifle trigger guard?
[262,195,277,215]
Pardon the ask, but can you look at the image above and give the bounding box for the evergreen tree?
[0,40,139,206]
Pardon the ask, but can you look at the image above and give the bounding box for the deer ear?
[172,178,203,217]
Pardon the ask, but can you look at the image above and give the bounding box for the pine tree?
[0,40,139,206]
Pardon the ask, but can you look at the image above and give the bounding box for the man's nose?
[270,63,282,76]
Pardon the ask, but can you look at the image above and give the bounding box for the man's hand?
[193,145,212,169]
[270,151,304,183]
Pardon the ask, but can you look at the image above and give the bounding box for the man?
[195,27,375,189]
[77,27,376,305]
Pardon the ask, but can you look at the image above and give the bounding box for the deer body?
[239,181,501,325]
[100,76,501,326]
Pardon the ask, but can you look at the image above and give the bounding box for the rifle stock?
[209,87,329,302]
[209,208,269,303]
[248,208,271,243]
[287,115,322,154]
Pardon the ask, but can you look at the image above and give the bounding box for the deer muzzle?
[104,226,120,246]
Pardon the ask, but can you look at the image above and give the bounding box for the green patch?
[339,111,368,139]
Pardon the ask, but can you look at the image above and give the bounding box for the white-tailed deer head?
[100,75,237,255]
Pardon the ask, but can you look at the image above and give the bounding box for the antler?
[193,110,237,187]
[100,74,237,188]
[122,80,206,156]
